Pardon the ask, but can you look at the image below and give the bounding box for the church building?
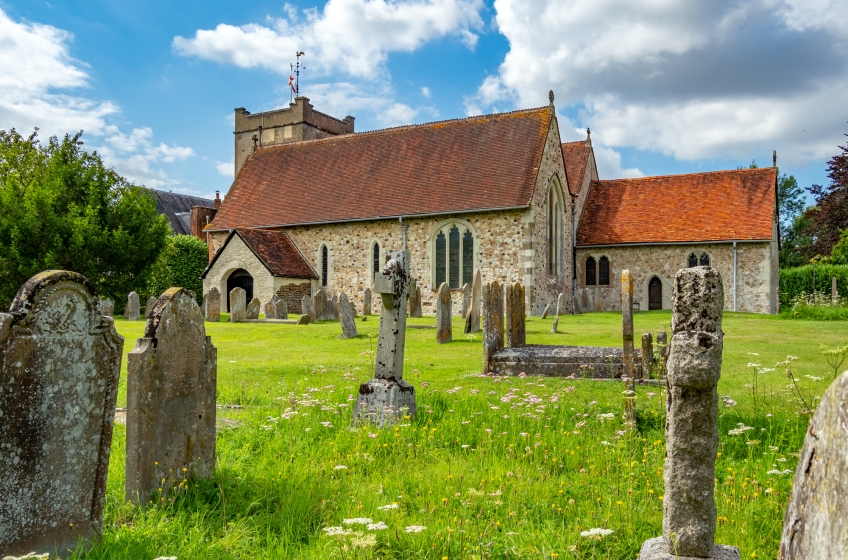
[200,94,779,315]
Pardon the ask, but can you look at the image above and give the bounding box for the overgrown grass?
[779,301,848,320]
[74,311,846,559]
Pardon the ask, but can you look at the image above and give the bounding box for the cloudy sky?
[1,0,845,200]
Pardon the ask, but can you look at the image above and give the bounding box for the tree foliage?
[801,129,848,257]
[0,129,171,309]
[145,234,209,304]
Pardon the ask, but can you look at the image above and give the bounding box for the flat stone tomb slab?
[639,537,740,560]
[488,345,637,378]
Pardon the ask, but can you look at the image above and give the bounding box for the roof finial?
[587,127,591,137]
[773,150,777,168]
[549,90,554,105]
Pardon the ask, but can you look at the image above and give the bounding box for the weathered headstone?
[556,292,567,316]
[482,281,504,373]
[622,270,636,427]
[0,271,123,557]
[436,282,452,344]
[505,282,525,348]
[352,250,416,425]
[338,293,357,338]
[100,298,114,317]
[145,296,157,319]
[125,288,216,504]
[301,294,316,321]
[246,297,260,320]
[363,288,372,316]
[639,267,738,560]
[408,282,422,318]
[469,269,482,332]
[263,301,276,320]
[126,291,140,321]
[202,287,221,322]
[297,314,311,325]
[779,370,848,559]
[656,331,669,384]
[540,304,551,319]
[552,316,559,333]
[229,287,246,322]
[277,299,288,319]
[832,276,839,305]
[329,294,339,320]
[641,333,654,380]
[464,307,473,334]
[460,283,471,318]
[313,289,328,321]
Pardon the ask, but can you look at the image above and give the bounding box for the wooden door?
[649,277,662,310]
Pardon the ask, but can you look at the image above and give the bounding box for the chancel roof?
[208,107,554,230]
[201,229,318,279]
[576,168,777,246]
[561,140,591,195]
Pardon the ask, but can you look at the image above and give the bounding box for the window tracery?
[430,220,477,289]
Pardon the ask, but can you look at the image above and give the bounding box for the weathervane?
[289,51,305,102]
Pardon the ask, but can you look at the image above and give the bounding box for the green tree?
[780,214,814,268]
[0,129,170,309]
[777,173,806,235]
[145,234,209,303]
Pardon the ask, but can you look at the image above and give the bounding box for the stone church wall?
[575,241,775,314]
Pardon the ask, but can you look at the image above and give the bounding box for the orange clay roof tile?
[202,229,317,279]
[561,140,591,195]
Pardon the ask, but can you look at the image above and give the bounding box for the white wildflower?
[580,527,614,538]
[323,526,350,536]
[343,518,373,525]
[377,503,399,510]
[405,525,427,533]
[334,465,348,470]
[367,521,388,531]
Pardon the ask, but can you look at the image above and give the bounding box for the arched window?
[321,245,329,287]
[547,176,565,277]
[599,256,610,285]
[700,253,710,266]
[687,253,698,268]
[430,219,477,288]
[372,242,380,279]
[586,256,597,286]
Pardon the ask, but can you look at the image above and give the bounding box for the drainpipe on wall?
[733,241,738,312]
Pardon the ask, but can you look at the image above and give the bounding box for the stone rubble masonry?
[246,297,260,320]
[274,282,309,315]
[363,288,372,315]
[125,288,216,504]
[353,250,416,426]
[641,333,654,379]
[436,282,452,344]
[575,241,775,314]
[469,269,481,333]
[145,296,157,319]
[126,291,140,321]
[779,370,848,559]
[229,288,246,322]
[202,287,221,322]
[0,271,123,557]
[338,293,358,339]
[639,266,740,560]
[100,298,114,317]
[460,284,471,318]
[505,282,526,348]
[482,281,504,373]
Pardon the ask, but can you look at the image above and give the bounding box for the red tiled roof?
[202,229,317,279]
[208,107,553,230]
[576,168,777,246]
[561,140,591,195]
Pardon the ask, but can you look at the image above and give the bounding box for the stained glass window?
[321,245,328,286]
[688,253,698,268]
[449,226,460,288]
[599,256,610,285]
[436,232,446,286]
[462,230,474,286]
[700,253,710,266]
[372,243,380,277]
[586,257,596,286]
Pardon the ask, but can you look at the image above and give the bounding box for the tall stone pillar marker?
[482,281,504,373]
[832,276,839,305]
[0,271,123,557]
[469,269,482,332]
[505,282,526,348]
[639,267,739,560]
[352,250,416,425]
[126,291,140,321]
[436,282,452,344]
[622,270,637,427]
[125,288,217,504]
[363,288,372,316]
[460,283,471,318]
[656,331,669,384]
[641,333,654,380]
[338,293,358,338]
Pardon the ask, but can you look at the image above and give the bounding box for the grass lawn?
[81,311,846,559]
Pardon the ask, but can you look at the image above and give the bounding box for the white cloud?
[421,86,431,99]
[293,82,421,128]
[593,145,643,179]
[216,160,235,177]
[0,8,194,188]
[467,0,848,171]
[173,0,484,79]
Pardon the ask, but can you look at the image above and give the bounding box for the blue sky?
[2,0,846,202]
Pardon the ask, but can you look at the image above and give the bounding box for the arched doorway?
[226,269,253,311]
[649,277,662,310]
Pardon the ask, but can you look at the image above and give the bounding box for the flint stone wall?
[0,271,123,557]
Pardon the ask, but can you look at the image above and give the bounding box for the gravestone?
[556,293,567,316]
[145,296,157,319]
[540,304,551,319]
[229,287,246,322]
[552,316,559,333]
[505,282,525,348]
[100,298,114,317]
[338,293,357,339]
[126,291,140,321]
[460,283,471,318]
[297,314,311,325]
[313,290,327,321]
[779,370,848,558]
[202,287,220,322]
[482,281,504,373]
[641,333,654,380]
[622,270,636,427]
[263,301,276,320]
[329,294,339,320]
[246,297,260,320]
[0,271,123,557]
[640,267,739,560]
[363,288,372,316]
[469,269,482,332]
[408,283,422,318]
[301,294,316,321]
[436,282,452,344]
[832,276,839,305]
[464,307,473,334]
[352,250,416,425]
[125,288,216,504]
[276,299,288,319]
